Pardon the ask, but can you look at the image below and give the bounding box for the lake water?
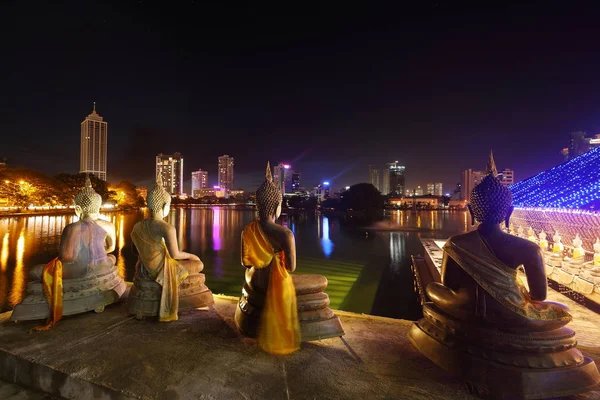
[0,208,471,319]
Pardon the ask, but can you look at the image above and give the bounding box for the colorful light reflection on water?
[0,209,471,319]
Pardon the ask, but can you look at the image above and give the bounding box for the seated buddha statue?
[564,234,586,274]
[234,162,344,354]
[547,231,565,267]
[11,176,127,323]
[409,153,599,398]
[538,229,549,251]
[126,175,213,321]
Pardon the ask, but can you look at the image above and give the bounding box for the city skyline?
[4,3,600,193]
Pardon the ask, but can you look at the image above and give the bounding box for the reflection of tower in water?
[116,215,126,278]
[0,233,9,311]
[319,216,334,258]
[212,207,223,278]
[8,229,25,307]
[389,233,406,273]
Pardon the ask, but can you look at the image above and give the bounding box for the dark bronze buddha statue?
[409,153,600,398]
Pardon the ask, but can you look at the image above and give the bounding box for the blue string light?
[510,147,600,209]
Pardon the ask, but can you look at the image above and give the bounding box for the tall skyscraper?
[191,169,208,196]
[273,162,293,194]
[385,161,405,196]
[80,103,108,181]
[369,165,380,192]
[381,169,390,195]
[292,169,301,192]
[461,169,485,202]
[426,182,443,196]
[218,155,234,190]
[499,169,514,186]
[156,153,184,195]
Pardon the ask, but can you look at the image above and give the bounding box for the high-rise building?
[563,131,600,160]
[426,182,443,196]
[461,169,485,202]
[292,169,301,192]
[218,155,234,190]
[191,170,208,196]
[415,186,424,196]
[381,169,390,195]
[80,103,108,181]
[273,163,293,194]
[156,152,184,195]
[369,165,380,192]
[385,161,406,196]
[499,169,514,186]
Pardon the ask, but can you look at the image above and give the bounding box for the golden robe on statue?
[242,221,300,355]
[131,220,189,322]
[443,232,572,323]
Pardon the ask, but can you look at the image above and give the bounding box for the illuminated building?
[385,161,405,196]
[194,187,226,198]
[80,103,108,181]
[229,189,245,197]
[292,169,300,192]
[426,183,443,196]
[313,182,330,202]
[460,169,485,202]
[156,152,184,195]
[563,131,600,160]
[369,165,380,192]
[381,169,390,195]
[414,186,424,196]
[218,155,234,190]
[191,170,208,197]
[273,163,293,194]
[499,169,514,186]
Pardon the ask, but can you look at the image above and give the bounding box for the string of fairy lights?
[510,146,600,209]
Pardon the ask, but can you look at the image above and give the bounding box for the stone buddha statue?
[526,226,536,242]
[409,153,600,398]
[11,176,127,322]
[547,231,565,268]
[127,175,213,321]
[564,234,586,275]
[538,229,549,251]
[234,162,344,353]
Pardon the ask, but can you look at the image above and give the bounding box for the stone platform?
[1,288,599,400]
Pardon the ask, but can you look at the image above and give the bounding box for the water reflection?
[320,216,334,258]
[389,232,406,273]
[116,215,126,278]
[1,233,8,271]
[0,209,472,318]
[8,229,25,307]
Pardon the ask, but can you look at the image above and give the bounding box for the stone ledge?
[1,293,599,400]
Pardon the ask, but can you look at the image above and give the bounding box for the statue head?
[147,174,171,218]
[74,176,102,218]
[573,233,583,248]
[468,151,514,226]
[256,162,283,221]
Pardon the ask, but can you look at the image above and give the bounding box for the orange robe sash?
[242,221,300,355]
[31,257,63,332]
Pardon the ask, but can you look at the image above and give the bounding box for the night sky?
[3,1,600,194]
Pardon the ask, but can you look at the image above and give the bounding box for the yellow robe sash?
[31,257,63,332]
[242,221,300,355]
[131,221,189,322]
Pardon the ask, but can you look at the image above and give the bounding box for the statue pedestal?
[11,266,127,321]
[235,274,345,341]
[127,271,214,319]
[409,303,600,399]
